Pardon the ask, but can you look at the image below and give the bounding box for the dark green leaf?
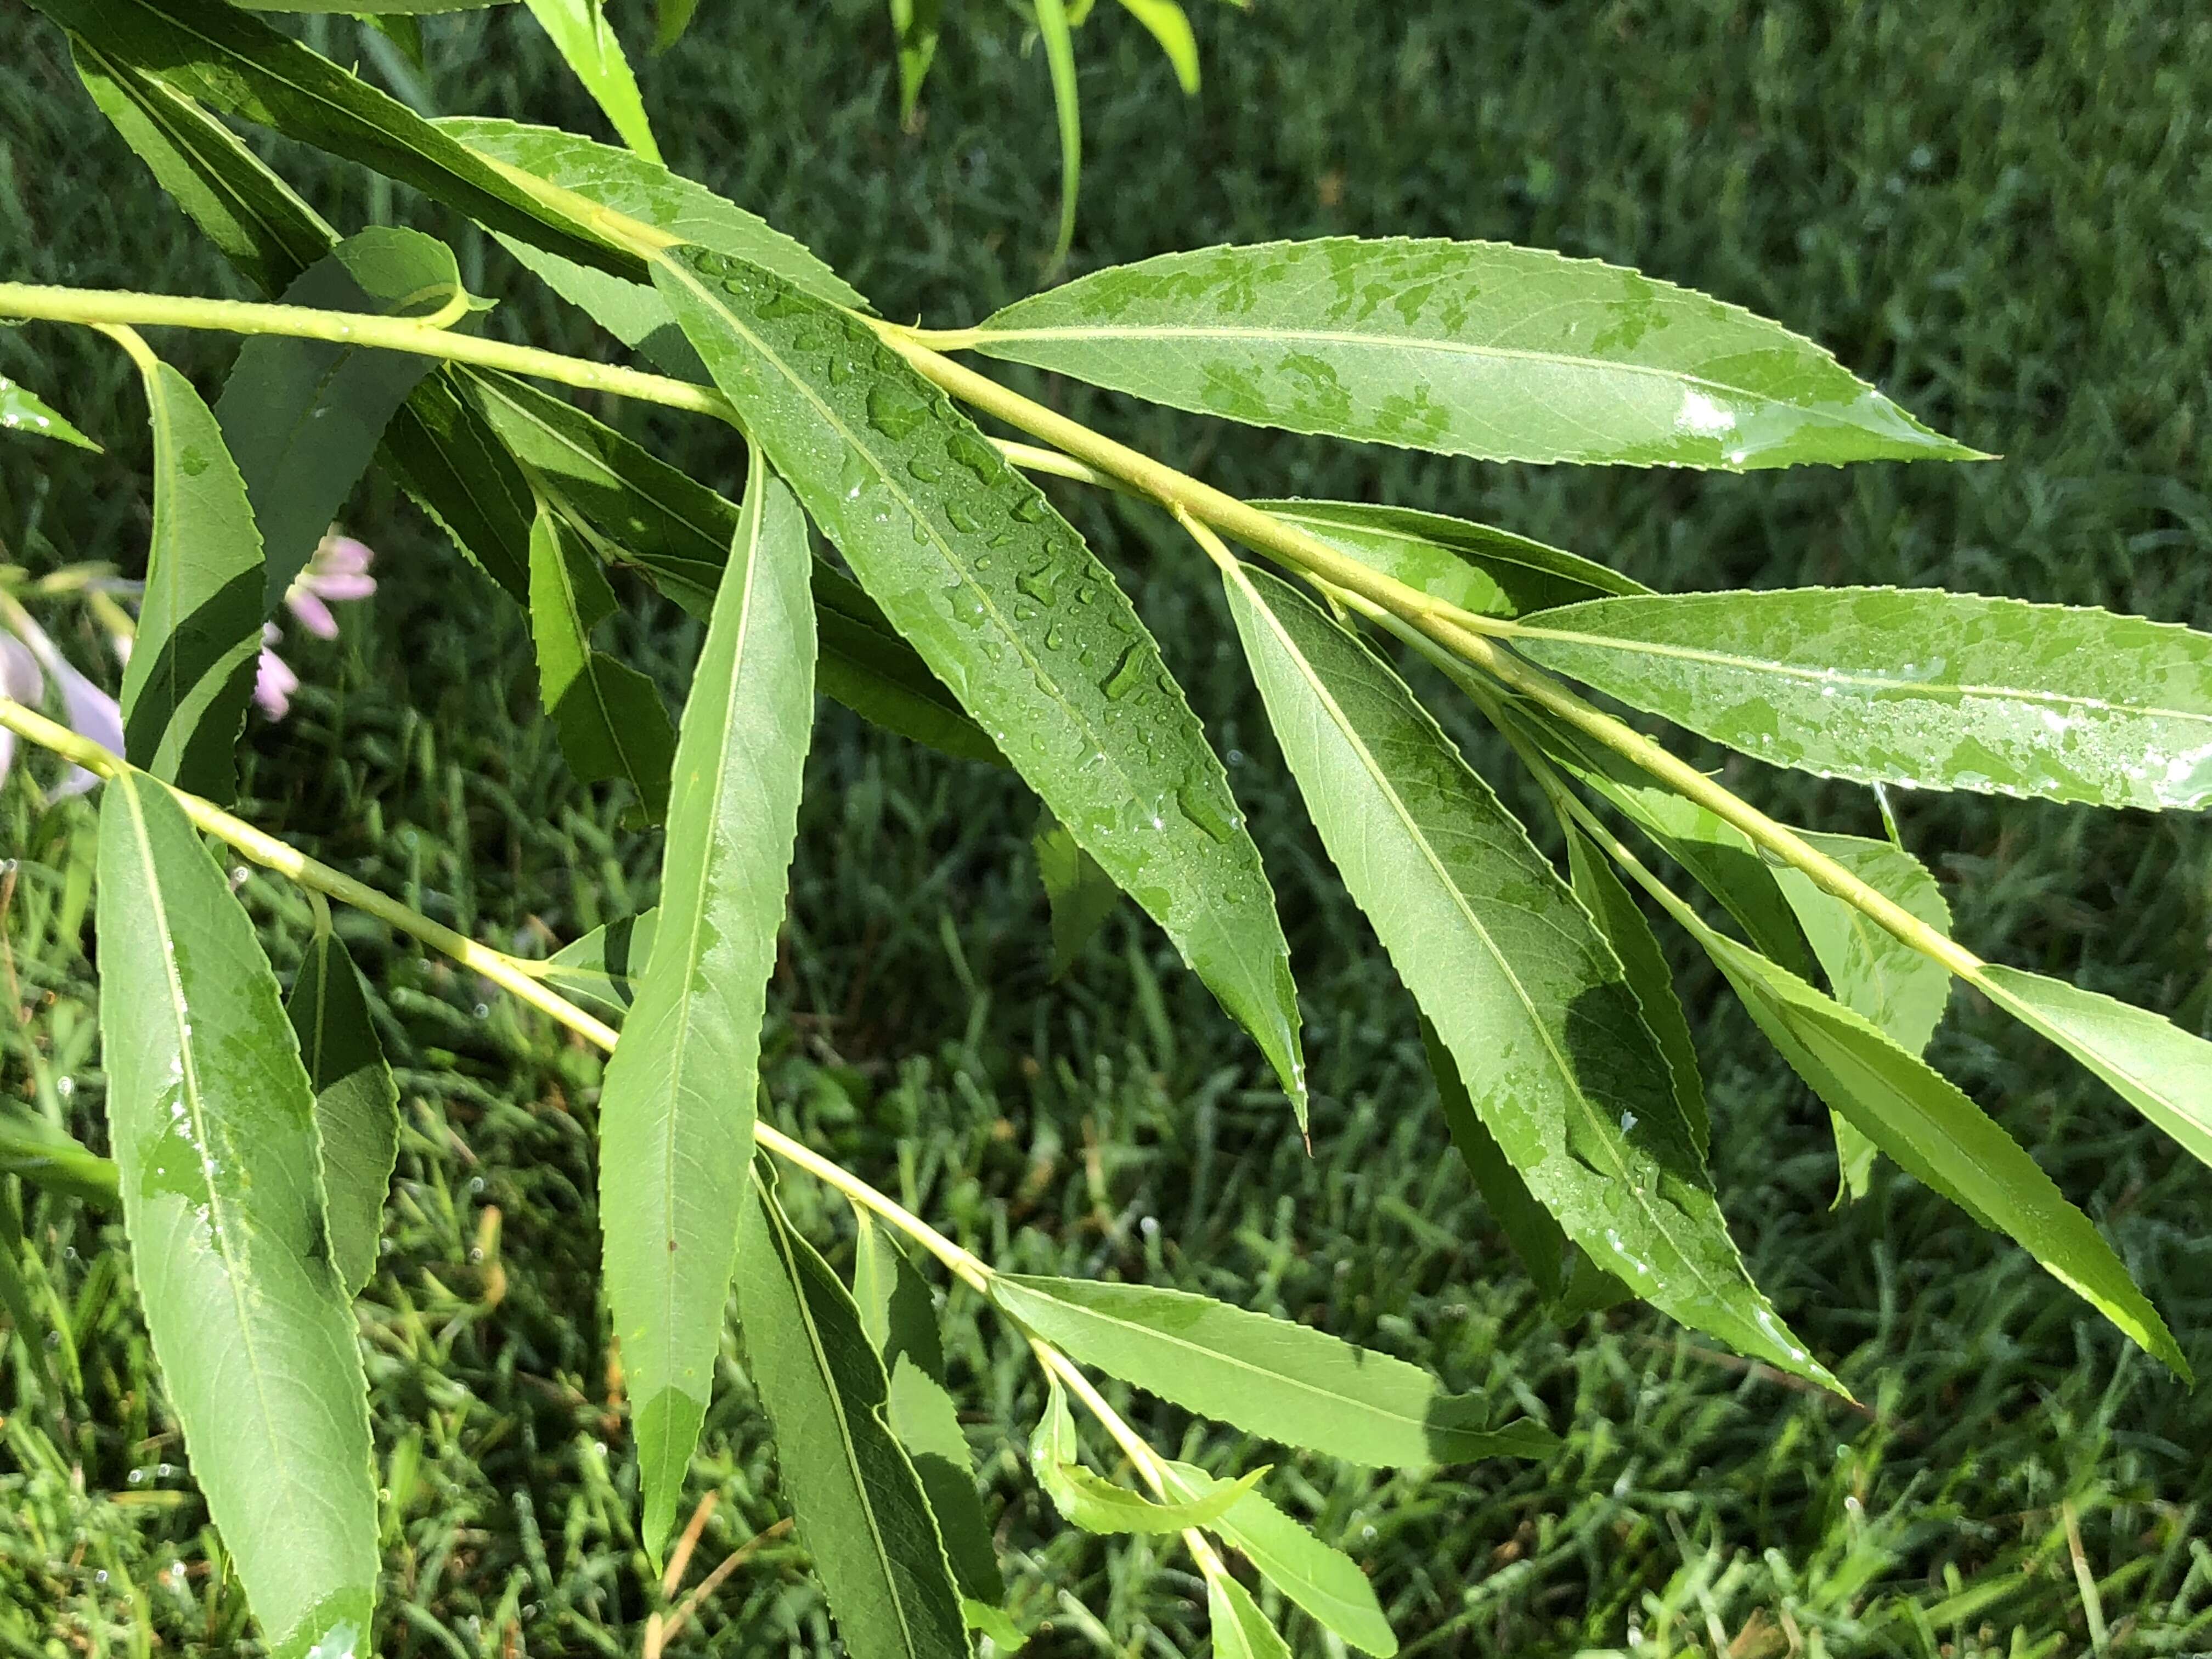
[650,0,697,53]
[1516,587,2212,811]
[286,929,398,1298]
[654,246,1306,1116]
[966,239,1975,468]
[97,773,378,1659]
[1419,1015,1567,1301]
[235,0,510,10]
[1222,562,1831,1386]
[600,454,813,1558]
[1034,811,1120,977]
[989,1274,1553,1466]
[518,0,660,162]
[734,1178,969,1659]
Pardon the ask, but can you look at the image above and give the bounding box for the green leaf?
[1220,561,1832,1386]
[0,1115,120,1207]
[1160,1463,1396,1657]
[1976,966,2212,1174]
[117,352,264,802]
[1114,0,1198,92]
[519,0,661,161]
[36,0,631,280]
[1419,1015,1567,1301]
[1207,1571,1294,1659]
[1030,1375,1261,1534]
[1032,0,1081,274]
[733,1177,969,1659]
[526,504,678,823]
[650,0,696,53]
[216,227,461,610]
[599,453,814,1559]
[1035,811,1121,977]
[1,373,101,451]
[888,0,944,125]
[1258,500,1641,621]
[989,1274,1551,1466]
[1516,587,2212,811]
[381,369,538,602]
[544,907,658,1023]
[654,246,1306,1116]
[1684,922,2185,1374]
[964,239,1975,468]
[235,0,510,11]
[96,772,378,1659]
[286,929,398,1299]
[962,1599,1025,1651]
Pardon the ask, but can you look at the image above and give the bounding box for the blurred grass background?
[3,0,2212,1653]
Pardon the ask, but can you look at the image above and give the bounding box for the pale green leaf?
[1115,0,1198,92]
[1,373,101,451]
[1208,1571,1293,1659]
[1035,811,1121,977]
[544,907,658,1023]
[526,504,678,823]
[97,772,377,1659]
[0,1114,119,1207]
[962,1599,1025,1651]
[600,453,814,1559]
[1030,1378,1260,1534]
[286,929,398,1298]
[117,354,264,803]
[888,0,944,125]
[520,0,661,161]
[1222,561,1831,1385]
[1033,0,1081,273]
[653,246,1306,1117]
[989,1274,1553,1465]
[1516,587,2212,811]
[735,1178,969,1659]
[966,239,1974,468]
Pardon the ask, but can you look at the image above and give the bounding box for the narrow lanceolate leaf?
[1688,923,2185,1374]
[527,504,678,823]
[519,0,661,162]
[1517,588,2212,811]
[888,0,943,125]
[1,373,100,450]
[1255,500,1642,620]
[1420,1016,1567,1300]
[735,1180,968,1659]
[544,907,658,1023]
[655,247,1306,1116]
[1035,811,1121,977]
[1032,0,1081,273]
[117,354,264,802]
[600,454,814,1559]
[1160,1463,1396,1657]
[1208,1572,1294,1659]
[1116,0,1199,92]
[217,227,461,608]
[650,0,695,52]
[286,930,398,1298]
[963,239,1974,468]
[990,1275,1552,1466]
[1030,1378,1260,1534]
[97,773,377,1659]
[1222,562,1831,1385]
[1976,967,2212,1174]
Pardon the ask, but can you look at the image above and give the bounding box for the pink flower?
[2,608,123,799]
[255,624,300,721]
[0,630,42,785]
[282,533,377,642]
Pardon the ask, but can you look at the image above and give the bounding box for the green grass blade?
[1034,811,1120,978]
[216,227,458,609]
[1517,587,2212,811]
[526,504,677,823]
[518,0,661,162]
[1,373,101,451]
[599,452,814,1560]
[116,355,264,804]
[1032,0,1081,274]
[96,773,379,1659]
[1030,1376,1260,1534]
[990,1274,1553,1465]
[1207,1570,1294,1659]
[286,930,398,1299]
[735,1177,968,1659]
[966,239,1976,467]
[653,246,1306,1118]
[1222,561,1832,1386]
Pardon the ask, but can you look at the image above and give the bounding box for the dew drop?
[1011,494,1049,523]
[1176,786,1235,842]
[907,456,944,482]
[1100,644,1146,701]
[1015,562,1060,605]
[866,380,930,439]
[945,502,984,534]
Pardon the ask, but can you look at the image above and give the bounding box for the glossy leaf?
[1035,811,1121,977]
[97,772,378,1659]
[544,907,658,1023]
[1208,1571,1294,1659]
[1977,966,2212,1173]
[1160,1462,1396,1656]
[1517,587,2212,811]
[653,247,1306,1116]
[600,454,813,1558]
[1222,561,1830,1385]
[1033,0,1080,273]
[1689,923,2184,1373]
[1256,500,1642,620]
[117,353,264,802]
[966,239,1973,468]
[733,1178,969,1659]
[520,0,661,162]
[1115,0,1199,92]
[526,504,678,823]
[1030,1376,1259,1534]
[1,373,100,451]
[286,929,398,1298]
[216,227,460,609]
[1420,1015,1567,1301]
[989,1274,1551,1465]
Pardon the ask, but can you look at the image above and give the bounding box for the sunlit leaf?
[1516,588,2212,811]
[97,772,378,1659]
[0,373,101,451]
[600,453,813,1558]
[1114,0,1199,93]
[654,247,1306,1118]
[544,907,657,1023]
[286,928,398,1298]
[1207,1570,1294,1659]
[1419,1015,1567,1301]
[520,0,661,162]
[964,239,1976,467]
[1030,1376,1260,1534]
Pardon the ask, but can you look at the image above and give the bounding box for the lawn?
[2,1,2210,1654]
